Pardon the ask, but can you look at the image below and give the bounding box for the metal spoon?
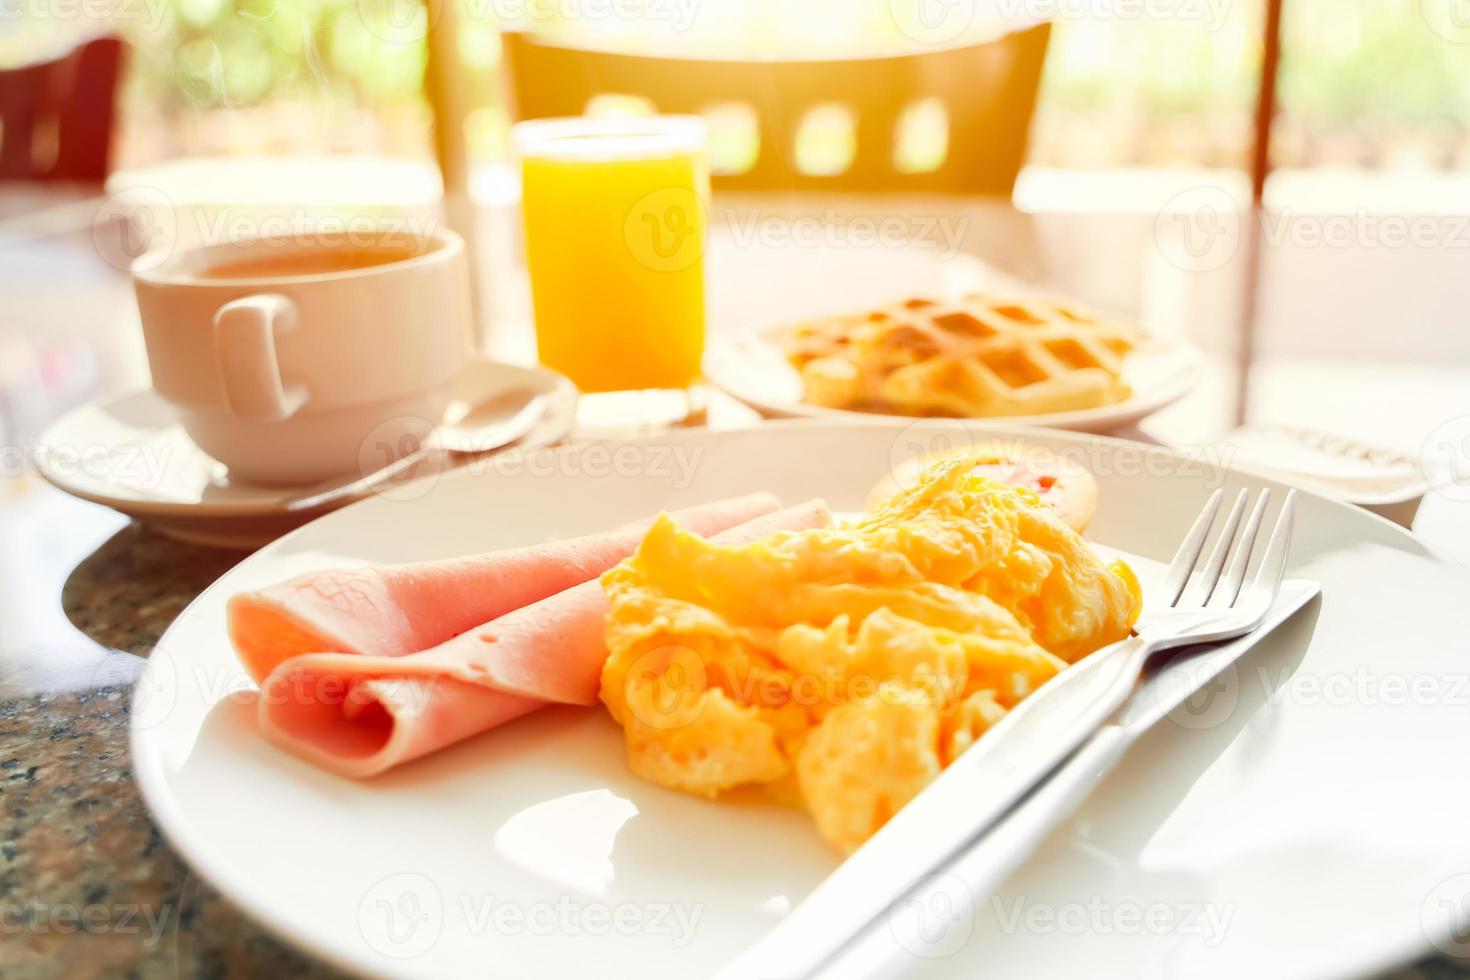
[284,386,546,512]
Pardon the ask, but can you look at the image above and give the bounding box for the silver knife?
[716,579,1321,980]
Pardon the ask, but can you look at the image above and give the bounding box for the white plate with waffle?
[705,294,1201,433]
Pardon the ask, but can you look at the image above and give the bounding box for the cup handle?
[212,293,308,421]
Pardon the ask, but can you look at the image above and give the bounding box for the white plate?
[131,422,1470,979]
[34,358,577,548]
[704,325,1200,433]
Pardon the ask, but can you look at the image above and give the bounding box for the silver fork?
[716,487,1298,980]
[987,485,1298,746]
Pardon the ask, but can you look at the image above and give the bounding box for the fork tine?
[1247,489,1296,603]
[1182,489,1249,607]
[1208,489,1271,609]
[1160,489,1223,606]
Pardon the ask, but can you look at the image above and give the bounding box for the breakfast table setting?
[3,114,1470,980]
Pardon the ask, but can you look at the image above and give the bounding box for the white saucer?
[34,358,577,548]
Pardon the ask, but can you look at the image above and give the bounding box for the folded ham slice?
[257,499,833,778]
[229,492,780,683]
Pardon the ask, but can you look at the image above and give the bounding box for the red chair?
[0,35,126,182]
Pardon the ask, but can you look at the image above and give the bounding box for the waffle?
[779,294,1139,417]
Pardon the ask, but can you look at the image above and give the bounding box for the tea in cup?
[131,228,470,485]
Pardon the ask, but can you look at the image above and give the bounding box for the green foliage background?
[11,0,1465,165]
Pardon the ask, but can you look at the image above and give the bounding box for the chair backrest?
[0,36,125,183]
[500,27,1049,196]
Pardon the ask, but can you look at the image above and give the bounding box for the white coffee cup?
[132,229,470,485]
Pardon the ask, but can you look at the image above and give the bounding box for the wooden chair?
[0,35,125,183]
[498,28,1050,196]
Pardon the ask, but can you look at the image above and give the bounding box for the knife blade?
[716,579,1321,980]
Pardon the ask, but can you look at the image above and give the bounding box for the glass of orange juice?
[513,116,709,393]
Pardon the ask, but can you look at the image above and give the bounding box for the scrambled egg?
[599,454,1142,854]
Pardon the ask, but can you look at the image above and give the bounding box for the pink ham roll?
[258,499,833,778]
[229,492,780,683]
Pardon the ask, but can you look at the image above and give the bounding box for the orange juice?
[516,117,709,392]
